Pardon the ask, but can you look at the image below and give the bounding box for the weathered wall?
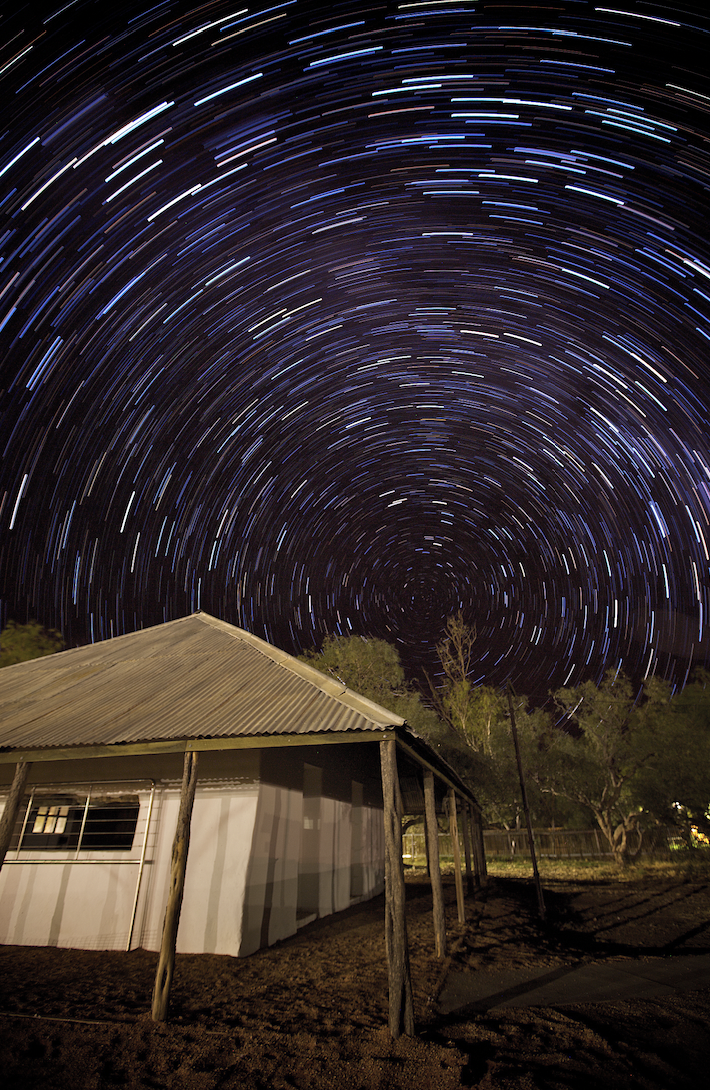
[238,744,384,955]
[0,750,260,955]
[142,752,261,956]
[0,742,385,957]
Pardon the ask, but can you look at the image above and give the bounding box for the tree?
[427,612,505,751]
[551,671,670,866]
[631,669,710,846]
[426,614,562,827]
[0,620,64,668]
[297,634,443,739]
[481,695,571,831]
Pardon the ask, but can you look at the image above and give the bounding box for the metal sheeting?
[0,612,403,751]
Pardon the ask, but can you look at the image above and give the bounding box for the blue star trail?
[1,0,709,697]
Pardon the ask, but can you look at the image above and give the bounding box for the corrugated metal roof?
[0,612,404,752]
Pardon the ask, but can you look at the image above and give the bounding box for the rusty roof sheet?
[0,612,404,752]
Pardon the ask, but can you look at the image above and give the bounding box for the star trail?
[1,0,709,698]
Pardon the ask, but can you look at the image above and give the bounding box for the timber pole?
[447,789,466,924]
[379,738,415,1038]
[506,685,546,921]
[461,803,474,896]
[0,760,31,871]
[151,750,199,1022]
[471,810,484,885]
[478,815,488,884]
[423,770,446,959]
[472,812,487,887]
[422,810,431,877]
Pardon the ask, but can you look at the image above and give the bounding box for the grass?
[406,852,710,885]
[487,853,710,883]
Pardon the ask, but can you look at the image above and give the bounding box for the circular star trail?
[1,1,710,698]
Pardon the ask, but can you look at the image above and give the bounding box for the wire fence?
[402,825,683,862]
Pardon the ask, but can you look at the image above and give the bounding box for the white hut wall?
[0,750,260,955]
[238,743,385,957]
[141,750,261,957]
[0,754,164,951]
[0,849,146,951]
[0,742,386,958]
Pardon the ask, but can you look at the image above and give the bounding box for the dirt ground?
[0,866,708,1089]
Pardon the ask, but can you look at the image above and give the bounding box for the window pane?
[10,795,139,851]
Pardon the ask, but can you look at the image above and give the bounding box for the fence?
[402,825,678,862]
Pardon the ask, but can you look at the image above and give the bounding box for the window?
[33,803,70,835]
[81,798,140,850]
[11,792,140,852]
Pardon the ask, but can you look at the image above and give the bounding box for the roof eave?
[0,727,399,765]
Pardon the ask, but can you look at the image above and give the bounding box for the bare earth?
[0,870,708,1089]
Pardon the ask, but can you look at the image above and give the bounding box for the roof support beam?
[393,735,480,813]
[470,808,488,888]
[380,738,414,1038]
[0,760,31,873]
[151,750,198,1022]
[0,729,398,766]
[461,801,475,897]
[447,788,466,925]
[423,769,446,959]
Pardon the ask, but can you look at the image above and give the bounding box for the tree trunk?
[423,770,446,958]
[380,739,414,1038]
[592,808,642,867]
[151,750,198,1022]
[0,761,31,871]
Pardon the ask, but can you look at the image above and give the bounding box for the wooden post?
[151,750,198,1022]
[379,738,414,1038]
[470,810,482,887]
[0,761,31,872]
[469,812,480,887]
[447,789,465,925]
[476,815,488,885]
[423,770,446,959]
[422,813,431,876]
[461,802,474,896]
[507,685,546,921]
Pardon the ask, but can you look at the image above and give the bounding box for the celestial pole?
[1,0,709,698]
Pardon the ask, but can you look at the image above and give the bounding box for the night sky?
[1,1,709,698]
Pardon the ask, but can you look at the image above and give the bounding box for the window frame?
[8,781,151,858]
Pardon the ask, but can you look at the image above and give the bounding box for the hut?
[0,612,484,1035]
